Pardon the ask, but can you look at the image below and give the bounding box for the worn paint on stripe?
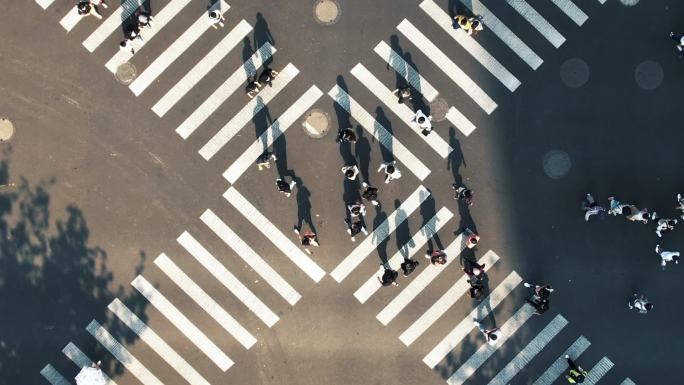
[35,0,55,10]
[222,85,322,183]
[373,41,439,102]
[131,275,234,370]
[82,0,144,52]
[62,342,118,385]
[330,185,430,283]
[531,336,591,385]
[108,298,212,385]
[423,270,523,368]
[487,314,569,385]
[154,254,258,348]
[60,7,82,32]
[399,250,500,346]
[350,63,453,158]
[445,107,477,137]
[550,0,588,26]
[176,233,281,326]
[201,209,302,305]
[40,364,71,385]
[327,85,430,180]
[584,357,614,385]
[503,0,565,48]
[176,43,276,139]
[86,320,166,385]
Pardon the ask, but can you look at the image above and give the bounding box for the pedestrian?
[425,249,447,265]
[393,87,412,104]
[464,228,479,249]
[626,205,648,224]
[124,24,143,43]
[676,193,684,218]
[524,282,554,300]
[453,184,473,206]
[119,40,134,54]
[361,182,380,206]
[136,8,153,29]
[453,14,484,36]
[275,178,296,197]
[654,218,677,237]
[208,10,225,28]
[527,297,550,315]
[468,279,485,300]
[400,258,419,276]
[378,161,402,183]
[256,151,277,170]
[341,165,359,181]
[564,355,588,383]
[347,201,366,218]
[77,0,102,19]
[655,244,679,269]
[89,0,107,8]
[377,267,399,287]
[258,68,279,87]
[412,109,433,136]
[473,319,502,345]
[607,196,629,216]
[627,293,653,314]
[463,261,486,279]
[336,127,357,144]
[581,193,606,221]
[344,216,368,242]
[293,226,319,254]
[246,80,261,98]
[669,31,684,52]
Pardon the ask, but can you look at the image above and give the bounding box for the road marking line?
[620,378,636,385]
[423,270,522,368]
[86,319,166,384]
[584,357,614,385]
[531,336,591,385]
[154,254,258,348]
[60,7,82,32]
[330,185,430,283]
[350,63,453,158]
[201,209,302,306]
[176,43,276,139]
[105,0,193,73]
[419,0,520,92]
[82,0,144,52]
[35,0,55,10]
[354,207,453,303]
[223,187,327,282]
[447,304,537,385]
[152,20,252,116]
[40,365,71,385]
[327,85,430,180]
[108,298,212,385]
[397,19,497,114]
[222,85,322,182]
[128,1,229,96]
[399,250,500,346]
[487,314,568,385]
[373,41,439,102]
[130,275,234,370]
[444,107,477,137]
[598,0,606,4]
[177,232,281,326]
[550,0,588,26]
[503,0,566,48]
[460,0,543,69]
[197,62,299,153]
[62,342,118,385]
[376,233,467,325]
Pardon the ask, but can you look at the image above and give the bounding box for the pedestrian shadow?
[332,76,356,164]
[404,52,429,113]
[448,0,471,18]
[447,127,467,185]
[420,189,444,253]
[293,175,317,235]
[242,37,257,80]
[372,207,390,266]
[389,34,408,91]
[393,200,414,259]
[374,107,394,163]
[354,126,372,183]
[253,12,275,66]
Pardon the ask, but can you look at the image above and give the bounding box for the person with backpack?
[378,161,402,183]
[426,249,447,265]
[393,87,412,104]
[77,0,102,19]
[361,182,380,206]
[344,216,368,242]
[293,226,319,254]
[136,8,153,29]
[258,68,279,87]
[468,279,485,300]
[453,184,473,206]
[256,151,277,170]
[412,109,433,136]
[341,165,359,181]
[564,355,588,383]
[336,128,357,144]
[275,178,296,197]
[628,293,653,314]
[208,10,225,29]
[400,258,419,276]
[378,267,399,287]
[347,201,366,219]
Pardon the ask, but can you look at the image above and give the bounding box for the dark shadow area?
[419,189,444,253]
[372,207,390,266]
[293,175,317,236]
[394,200,413,258]
[253,12,275,66]
[354,126,372,183]
[374,107,394,163]
[332,76,356,164]
[403,52,427,112]
[447,127,467,184]
[388,35,407,91]
[242,37,257,80]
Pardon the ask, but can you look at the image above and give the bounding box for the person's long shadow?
[253,12,275,66]
[403,52,429,113]
[355,126,372,183]
[394,200,414,259]
[420,190,444,253]
[293,176,316,235]
[372,207,390,266]
[253,96,272,149]
[242,37,257,80]
[333,76,356,165]
[388,35,407,91]
[374,107,394,163]
[447,127,467,186]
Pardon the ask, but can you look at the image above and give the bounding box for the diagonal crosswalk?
[82,0,144,52]
[62,342,119,385]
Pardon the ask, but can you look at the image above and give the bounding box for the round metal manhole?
[542,150,571,179]
[0,118,16,143]
[302,109,330,138]
[634,60,663,90]
[115,62,137,85]
[430,97,449,122]
[560,58,589,88]
[313,0,341,26]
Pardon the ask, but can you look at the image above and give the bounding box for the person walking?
[453,14,484,36]
[453,184,473,206]
[336,127,357,143]
[412,109,433,136]
[607,196,629,216]
[676,193,684,217]
[208,10,225,28]
[256,151,277,170]
[654,218,677,237]
[124,24,143,43]
[581,193,606,221]
[655,244,679,269]
[119,40,135,54]
[524,282,553,315]
[473,319,502,345]
[347,201,367,218]
[246,79,261,98]
[400,258,419,276]
[564,355,588,383]
[465,228,480,249]
[468,279,485,300]
[77,0,102,19]
[426,249,447,265]
[378,267,399,287]
[258,68,279,87]
[626,205,649,223]
[275,178,296,197]
[341,165,359,181]
[361,182,380,206]
[393,87,412,104]
[344,216,368,242]
[669,31,684,52]
[293,226,319,254]
[463,261,486,280]
[378,161,402,183]
[136,8,153,29]
[628,293,653,314]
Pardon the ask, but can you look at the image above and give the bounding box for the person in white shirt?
[208,10,225,28]
[654,217,677,237]
[473,319,502,345]
[655,244,679,269]
[77,1,102,19]
[581,193,606,221]
[628,293,653,314]
[412,109,433,135]
[378,161,401,183]
[347,201,366,218]
[341,165,359,181]
[676,193,684,218]
[669,31,684,51]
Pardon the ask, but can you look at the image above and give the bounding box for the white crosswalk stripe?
[153,253,258,349]
[397,19,497,114]
[222,85,322,182]
[104,0,193,73]
[59,7,82,32]
[444,107,477,137]
[82,0,144,52]
[131,275,234,370]
[621,378,637,385]
[108,298,212,385]
[531,336,591,385]
[487,314,568,385]
[551,0,588,26]
[176,43,276,139]
[584,357,614,385]
[377,234,467,325]
[129,1,229,96]
[350,63,453,158]
[223,187,327,282]
[327,85,431,181]
[40,364,70,385]
[399,250,500,346]
[354,207,453,304]
[152,19,252,117]
[177,231,281,326]
[598,0,607,4]
[35,0,55,10]
[373,41,439,102]
[503,0,565,48]
[62,342,118,385]
[201,208,302,306]
[423,270,522,368]
[197,62,299,154]
[86,319,165,385]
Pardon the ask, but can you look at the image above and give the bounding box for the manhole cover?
[0,118,15,143]
[430,97,449,122]
[543,150,571,179]
[560,58,589,88]
[115,62,137,85]
[302,109,330,138]
[313,0,341,26]
[634,60,663,90]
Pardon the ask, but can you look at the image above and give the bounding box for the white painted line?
[503,0,566,48]
[620,378,636,385]
[350,63,453,158]
[377,233,467,325]
[447,304,537,385]
[327,85,431,180]
[82,0,144,52]
[223,187,327,282]
[35,0,55,10]
[531,336,591,385]
[354,207,453,303]
[201,209,302,306]
[40,364,71,385]
[176,232,281,326]
[399,250,500,346]
[86,319,165,385]
[129,1,229,96]
[423,270,522,368]
[550,0,588,26]
[460,0,543,69]
[105,0,193,73]
[584,357,614,385]
[445,107,477,137]
[152,20,252,116]
[419,0,521,92]
[198,63,299,155]
[487,314,569,385]
[373,41,439,102]
[59,7,82,32]
[330,185,430,283]
[62,342,118,385]
[108,298,212,385]
[175,43,276,139]
[397,19,497,114]
[154,254,258,349]
[131,275,234,370]
[222,85,322,182]
[598,0,606,4]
